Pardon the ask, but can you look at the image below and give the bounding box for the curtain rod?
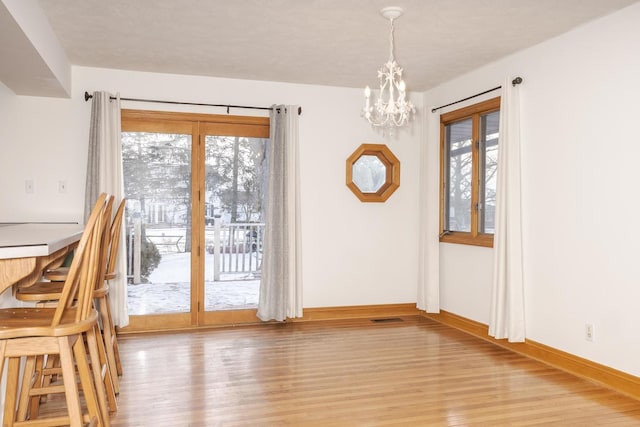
[84,91,302,115]
[431,77,523,113]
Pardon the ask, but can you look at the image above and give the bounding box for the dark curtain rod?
[431,77,523,113]
[84,91,302,115]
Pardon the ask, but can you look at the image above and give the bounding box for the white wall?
[0,67,423,310]
[0,81,84,223]
[425,3,640,377]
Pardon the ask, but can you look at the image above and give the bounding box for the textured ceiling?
[32,0,640,91]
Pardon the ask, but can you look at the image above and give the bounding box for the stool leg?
[59,336,83,427]
[3,356,20,426]
[93,319,118,414]
[84,326,112,427]
[104,294,123,376]
[99,296,120,391]
[16,356,37,421]
[112,328,122,377]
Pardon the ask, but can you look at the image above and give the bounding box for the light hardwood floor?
[47,316,640,425]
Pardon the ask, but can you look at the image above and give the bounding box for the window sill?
[439,232,494,248]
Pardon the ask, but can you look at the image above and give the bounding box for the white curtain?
[488,78,525,342]
[84,91,129,327]
[257,105,303,321]
[417,107,440,312]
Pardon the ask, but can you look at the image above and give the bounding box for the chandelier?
[362,7,416,130]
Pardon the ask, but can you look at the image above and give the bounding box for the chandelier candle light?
[363,6,416,129]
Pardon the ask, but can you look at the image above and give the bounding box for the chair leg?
[73,333,104,427]
[84,326,112,427]
[0,342,5,415]
[0,341,5,373]
[93,319,118,415]
[3,356,20,426]
[113,334,123,377]
[59,336,84,427]
[16,355,37,421]
[99,296,121,391]
[0,342,13,426]
[104,294,123,376]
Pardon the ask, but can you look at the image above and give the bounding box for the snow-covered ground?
[127,252,259,315]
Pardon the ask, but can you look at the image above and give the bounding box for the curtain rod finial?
[84,91,92,101]
[512,77,523,86]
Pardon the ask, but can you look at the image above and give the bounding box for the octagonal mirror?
[346,143,400,202]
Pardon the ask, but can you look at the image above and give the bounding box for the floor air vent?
[370,317,404,323]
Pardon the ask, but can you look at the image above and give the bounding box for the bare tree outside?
[204,136,267,224]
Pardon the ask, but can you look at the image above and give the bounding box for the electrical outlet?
[25,179,34,193]
[585,323,594,342]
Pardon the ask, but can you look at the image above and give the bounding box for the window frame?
[439,97,500,248]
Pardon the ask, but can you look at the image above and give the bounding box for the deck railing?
[127,222,264,283]
[207,222,263,281]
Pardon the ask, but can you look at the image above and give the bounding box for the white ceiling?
[4,0,640,95]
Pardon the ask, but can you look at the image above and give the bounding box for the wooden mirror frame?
[346,143,400,202]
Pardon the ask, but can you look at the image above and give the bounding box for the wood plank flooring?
[49,316,640,425]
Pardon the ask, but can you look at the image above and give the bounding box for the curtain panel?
[488,78,525,342]
[417,107,441,313]
[85,91,129,327]
[257,105,303,322]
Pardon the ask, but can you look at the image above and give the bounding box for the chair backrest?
[93,196,114,293]
[52,193,112,326]
[105,197,126,281]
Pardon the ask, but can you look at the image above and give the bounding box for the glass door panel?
[122,131,192,316]
[444,118,473,232]
[203,135,267,312]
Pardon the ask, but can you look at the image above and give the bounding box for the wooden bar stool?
[44,197,125,378]
[0,193,111,427]
[15,198,121,415]
[21,198,126,386]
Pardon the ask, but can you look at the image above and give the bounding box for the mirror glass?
[352,155,386,193]
[346,143,400,203]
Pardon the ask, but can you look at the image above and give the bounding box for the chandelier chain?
[388,18,395,62]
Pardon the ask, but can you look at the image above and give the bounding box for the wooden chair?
[44,198,125,377]
[20,198,126,391]
[16,197,121,415]
[0,193,111,427]
[53,198,127,382]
